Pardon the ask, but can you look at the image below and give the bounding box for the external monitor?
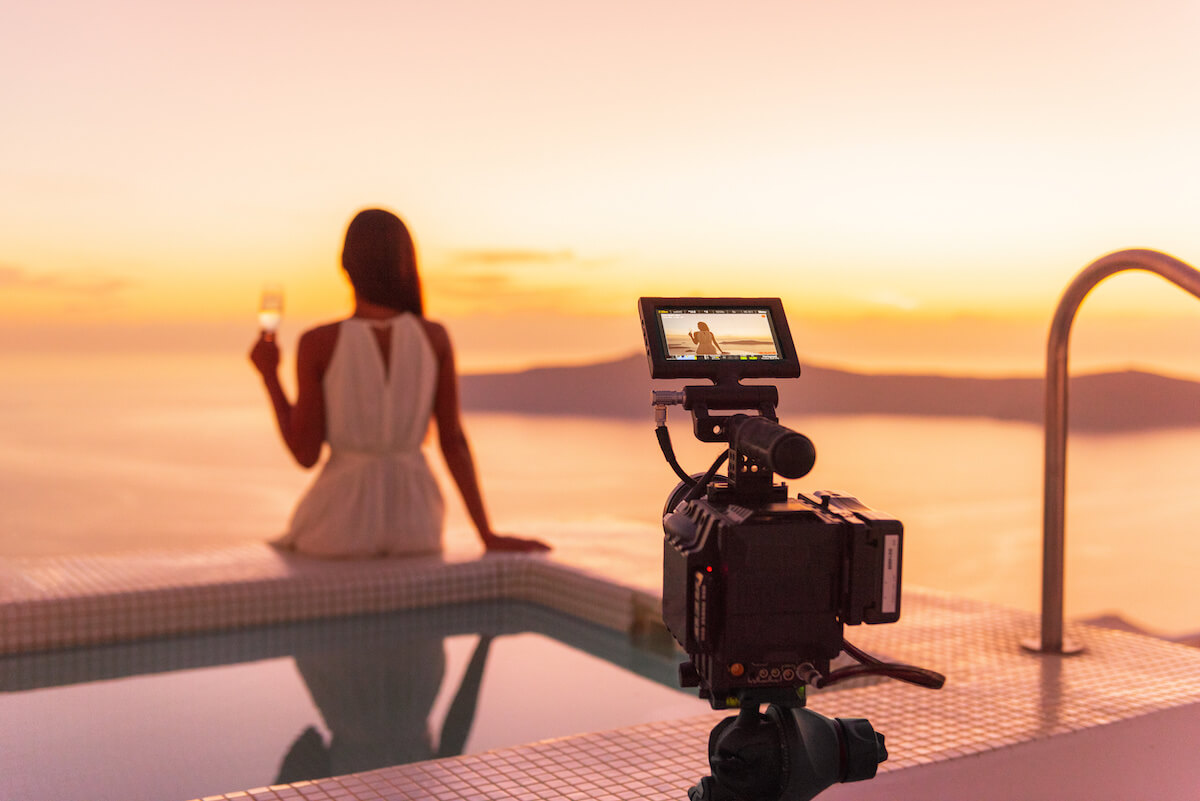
[638,297,801,382]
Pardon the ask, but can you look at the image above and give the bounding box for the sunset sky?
[5,0,1200,373]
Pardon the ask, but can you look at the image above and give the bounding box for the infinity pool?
[0,600,708,801]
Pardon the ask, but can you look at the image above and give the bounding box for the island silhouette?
[458,354,1200,431]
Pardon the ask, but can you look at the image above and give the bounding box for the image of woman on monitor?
[689,321,726,356]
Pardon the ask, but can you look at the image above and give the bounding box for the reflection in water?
[276,634,493,782]
[0,600,693,801]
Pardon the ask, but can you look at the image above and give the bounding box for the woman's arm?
[424,321,550,553]
[249,327,331,468]
[436,634,493,757]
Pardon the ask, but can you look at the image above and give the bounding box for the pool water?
[0,601,709,801]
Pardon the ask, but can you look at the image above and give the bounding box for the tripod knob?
[839,718,888,782]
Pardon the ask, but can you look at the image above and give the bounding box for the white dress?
[275,314,444,557]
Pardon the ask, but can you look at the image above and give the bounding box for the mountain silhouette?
[460,354,1200,431]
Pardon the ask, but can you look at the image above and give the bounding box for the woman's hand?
[482,532,552,553]
[249,333,281,376]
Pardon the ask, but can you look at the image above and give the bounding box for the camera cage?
[640,296,943,801]
[639,296,943,693]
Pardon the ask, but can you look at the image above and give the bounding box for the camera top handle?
[681,383,778,442]
[653,382,817,517]
[659,383,816,480]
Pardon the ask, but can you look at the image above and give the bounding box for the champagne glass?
[258,284,284,341]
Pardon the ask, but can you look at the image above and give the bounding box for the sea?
[2,351,1199,637]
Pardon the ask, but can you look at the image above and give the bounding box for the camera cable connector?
[652,389,685,417]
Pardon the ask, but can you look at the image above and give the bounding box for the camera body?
[663,487,902,708]
[641,297,905,709]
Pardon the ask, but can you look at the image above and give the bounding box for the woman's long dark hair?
[341,209,424,315]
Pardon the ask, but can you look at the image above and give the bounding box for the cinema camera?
[639,298,944,801]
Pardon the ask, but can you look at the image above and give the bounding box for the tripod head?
[691,701,887,801]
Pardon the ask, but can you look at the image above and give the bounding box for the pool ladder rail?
[1025,248,1200,655]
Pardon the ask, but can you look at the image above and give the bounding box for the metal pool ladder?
[1024,248,1200,655]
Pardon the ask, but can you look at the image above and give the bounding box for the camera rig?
[639,297,943,801]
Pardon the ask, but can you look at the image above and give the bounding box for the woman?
[689,321,725,356]
[249,208,549,556]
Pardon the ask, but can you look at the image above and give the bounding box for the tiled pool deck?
[2,545,1198,800]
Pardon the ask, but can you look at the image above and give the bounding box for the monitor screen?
[639,297,800,381]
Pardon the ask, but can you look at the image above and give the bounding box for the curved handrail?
[1025,249,1200,654]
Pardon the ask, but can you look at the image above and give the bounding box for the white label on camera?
[882,534,900,615]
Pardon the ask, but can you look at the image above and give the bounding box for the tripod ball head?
[690,704,887,801]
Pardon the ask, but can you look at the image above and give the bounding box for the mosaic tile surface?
[0,546,645,654]
[1,546,1197,800]
[178,598,1199,800]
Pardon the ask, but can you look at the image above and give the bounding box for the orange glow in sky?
[5,0,1200,372]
